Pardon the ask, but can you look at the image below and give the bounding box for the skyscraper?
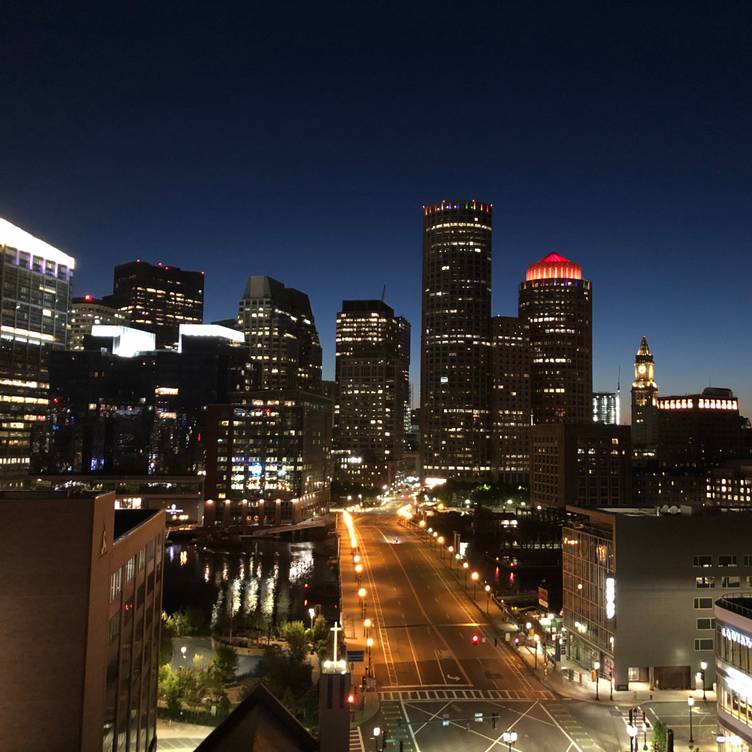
[490,315,531,484]
[0,217,74,473]
[237,276,322,393]
[106,260,204,349]
[335,300,410,487]
[420,200,492,480]
[592,392,618,425]
[631,336,659,455]
[68,295,129,350]
[519,252,592,425]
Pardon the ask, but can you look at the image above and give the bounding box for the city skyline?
[2,2,751,414]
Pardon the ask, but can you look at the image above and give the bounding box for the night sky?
[2,2,751,416]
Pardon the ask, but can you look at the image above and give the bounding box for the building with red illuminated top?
[519,252,592,425]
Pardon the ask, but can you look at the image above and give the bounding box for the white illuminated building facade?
[0,217,74,473]
[716,597,752,751]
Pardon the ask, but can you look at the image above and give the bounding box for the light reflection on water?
[163,538,338,631]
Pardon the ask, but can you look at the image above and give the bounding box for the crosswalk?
[545,702,606,751]
[379,687,554,703]
[381,700,416,752]
[348,724,364,752]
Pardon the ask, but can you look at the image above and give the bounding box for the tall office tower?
[631,336,659,455]
[105,260,204,350]
[68,295,129,350]
[519,252,592,425]
[490,315,531,484]
[0,491,164,752]
[420,200,492,480]
[0,218,74,474]
[593,392,618,425]
[334,300,410,487]
[237,276,322,393]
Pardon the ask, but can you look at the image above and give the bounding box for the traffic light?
[471,633,480,646]
[347,692,355,705]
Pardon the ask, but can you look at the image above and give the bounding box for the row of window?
[694,555,752,568]
[696,575,752,588]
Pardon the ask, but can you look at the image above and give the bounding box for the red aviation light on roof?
[525,252,583,281]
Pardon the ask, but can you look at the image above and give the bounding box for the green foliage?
[650,718,667,752]
[281,620,308,662]
[211,644,239,684]
[255,647,313,712]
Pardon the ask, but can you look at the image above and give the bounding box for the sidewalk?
[337,514,381,728]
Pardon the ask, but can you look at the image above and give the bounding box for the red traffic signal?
[347,692,355,705]
[471,633,480,646]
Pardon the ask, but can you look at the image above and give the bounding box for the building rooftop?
[525,252,583,282]
[0,217,76,268]
[114,509,161,540]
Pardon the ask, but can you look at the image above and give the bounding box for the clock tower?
[631,336,658,455]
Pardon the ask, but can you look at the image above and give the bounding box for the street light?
[448,545,454,567]
[626,723,637,752]
[355,562,364,584]
[609,667,614,701]
[366,637,374,677]
[688,695,695,744]
[716,732,726,752]
[700,660,708,701]
[471,571,480,599]
[308,607,316,629]
[501,730,517,751]
[484,583,491,613]
[363,617,372,639]
[358,587,367,618]
[463,561,469,587]
[593,660,601,701]
[372,725,381,752]
[534,634,540,669]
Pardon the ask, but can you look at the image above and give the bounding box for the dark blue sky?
[2,1,751,415]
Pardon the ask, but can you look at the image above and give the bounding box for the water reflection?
[163,538,339,634]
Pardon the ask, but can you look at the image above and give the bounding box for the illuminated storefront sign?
[722,625,752,649]
[605,577,615,619]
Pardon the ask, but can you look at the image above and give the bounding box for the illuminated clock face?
[638,364,646,375]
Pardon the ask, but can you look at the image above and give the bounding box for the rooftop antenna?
[616,365,621,425]
[381,284,386,302]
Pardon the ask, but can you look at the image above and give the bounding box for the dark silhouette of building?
[631,336,658,457]
[204,390,333,525]
[420,200,493,480]
[519,252,592,425]
[237,276,322,393]
[68,295,129,350]
[45,325,253,474]
[657,388,746,467]
[0,491,165,752]
[105,260,204,349]
[491,315,531,484]
[334,300,410,488]
[0,218,74,474]
[530,423,632,508]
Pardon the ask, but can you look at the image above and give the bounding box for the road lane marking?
[540,704,586,752]
[400,698,422,752]
[371,526,472,686]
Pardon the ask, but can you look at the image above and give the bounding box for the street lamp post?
[609,667,613,701]
[484,584,491,613]
[501,730,517,751]
[534,634,540,670]
[463,561,469,587]
[448,546,454,568]
[700,660,708,701]
[471,571,480,599]
[626,723,637,752]
[308,607,316,630]
[372,726,381,752]
[358,587,367,619]
[716,732,726,751]
[355,562,364,585]
[593,660,601,701]
[688,695,695,744]
[366,637,374,678]
[363,617,372,639]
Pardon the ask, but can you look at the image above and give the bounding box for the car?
[392,538,401,545]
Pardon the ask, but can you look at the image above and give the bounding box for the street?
[347,508,630,752]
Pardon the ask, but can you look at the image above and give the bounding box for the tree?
[651,718,668,752]
[211,645,239,685]
[281,620,308,662]
[158,664,182,714]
